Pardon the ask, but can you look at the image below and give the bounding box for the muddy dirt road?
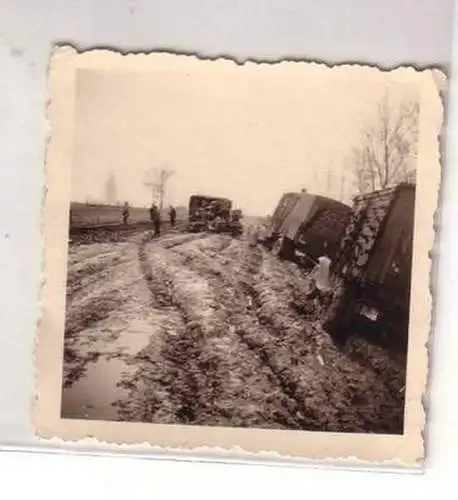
[62,228,406,434]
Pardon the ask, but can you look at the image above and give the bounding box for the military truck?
[266,192,302,236]
[187,195,231,232]
[228,209,244,237]
[187,194,243,235]
[261,191,352,269]
[322,183,415,351]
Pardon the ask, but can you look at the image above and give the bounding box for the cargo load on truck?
[187,194,243,236]
[322,182,415,352]
[261,191,352,269]
[187,195,231,232]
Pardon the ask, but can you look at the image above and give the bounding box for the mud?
[61,228,407,434]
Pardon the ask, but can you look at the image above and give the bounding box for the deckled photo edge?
[34,46,71,431]
[33,46,444,468]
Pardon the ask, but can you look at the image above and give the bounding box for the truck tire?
[322,281,357,344]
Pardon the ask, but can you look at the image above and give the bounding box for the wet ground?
[62,227,407,434]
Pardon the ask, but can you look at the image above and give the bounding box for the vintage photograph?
[35,48,443,464]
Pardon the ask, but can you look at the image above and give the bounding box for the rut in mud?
[62,229,406,433]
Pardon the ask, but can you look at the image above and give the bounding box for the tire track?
[64,229,405,433]
[171,240,323,430]
[124,234,302,428]
[66,249,132,301]
[179,241,402,433]
[250,255,403,433]
[119,234,227,424]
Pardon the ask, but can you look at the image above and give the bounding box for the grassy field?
[69,202,187,228]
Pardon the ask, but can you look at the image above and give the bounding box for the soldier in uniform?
[169,205,177,227]
[154,210,161,237]
[149,203,157,222]
[149,203,161,237]
[122,202,130,225]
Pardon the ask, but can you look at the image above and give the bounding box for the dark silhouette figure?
[154,212,161,237]
[149,203,157,222]
[122,202,130,225]
[169,205,177,227]
[149,203,161,237]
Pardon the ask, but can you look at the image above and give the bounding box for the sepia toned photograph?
[35,48,444,465]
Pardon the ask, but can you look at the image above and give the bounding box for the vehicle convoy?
[187,194,244,236]
[260,191,352,269]
[322,182,415,351]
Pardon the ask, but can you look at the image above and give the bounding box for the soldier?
[149,203,161,237]
[247,223,258,246]
[121,202,130,225]
[154,208,161,237]
[169,205,177,227]
[149,203,157,222]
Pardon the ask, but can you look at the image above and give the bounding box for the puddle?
[61,356,131,421]
[61,326,154,421]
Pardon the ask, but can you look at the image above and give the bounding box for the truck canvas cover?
[295,198,352,261]
[270,192,301,233]
[281,192,318,241]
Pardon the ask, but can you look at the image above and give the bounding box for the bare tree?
[144,166,175,211]
[105,171,118,205]
[326,167,333,194]
[351,93,419,194]
[338,172,346,203]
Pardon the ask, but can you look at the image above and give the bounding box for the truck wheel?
[322,281,356,344]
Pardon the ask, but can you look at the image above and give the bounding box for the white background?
[1,1,458,498]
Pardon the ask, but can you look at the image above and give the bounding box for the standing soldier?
[122,202,130,225]
[149,203,161,237]
[154,208,161,237]
[149,203,157,223]
[248,224,258,247]
[169,205,177,228]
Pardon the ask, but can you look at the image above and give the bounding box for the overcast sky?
[71,59,423,216]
